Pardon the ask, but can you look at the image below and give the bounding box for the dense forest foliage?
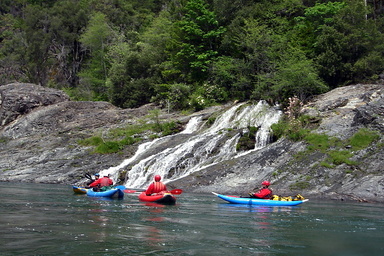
[1,0,383,110]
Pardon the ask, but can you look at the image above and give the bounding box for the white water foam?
[99,101,282,188]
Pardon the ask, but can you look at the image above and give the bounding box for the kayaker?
[89,174,113,191]
[86,173,99,185]
[145,175,167,196]
[249,181,273,199]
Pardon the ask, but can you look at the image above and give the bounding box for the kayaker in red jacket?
[86,173,99,187]
[250,181,273,199]
[89,174,113,191]
[145,175,167,195]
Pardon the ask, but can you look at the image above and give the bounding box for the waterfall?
[100,101,282,188]
[180,116,203,134]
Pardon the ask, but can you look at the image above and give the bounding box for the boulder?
[0,83,69,127]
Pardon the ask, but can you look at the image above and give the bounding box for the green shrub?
[78,136,103,146]
[94,141,121,154]
[271,120,287,139]
[161,121,180,136]
[0,137,8,143]
[289,181,310,190]
[110,124,151,138]
[349,128,380,150]
[207,116,216,126]
[119,136,140,146]
[249,126,259,134]
[328,150,357,166]
[270,118,310,141]
[78,117,182,154]
[236,132,256,151]
[288,128,310,141]
[320,161,333,168]
[304,133,331,152]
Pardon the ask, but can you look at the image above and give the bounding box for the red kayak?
[138,191,176,205]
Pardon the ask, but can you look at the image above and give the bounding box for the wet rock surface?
[169,84,384,202]
[0,83,383,202]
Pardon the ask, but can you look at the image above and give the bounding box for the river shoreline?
[0,83,383,203]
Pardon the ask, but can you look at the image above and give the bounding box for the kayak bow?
[72,186,88,194]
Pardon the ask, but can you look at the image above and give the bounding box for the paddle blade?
[170,189,183,195]
[115,185,126,190]
[85,173,93,180]
[123,189,138,193]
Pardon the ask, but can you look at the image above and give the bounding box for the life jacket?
[99,177,113,187]
[252,188,272,199]
[264,188,273,199]
[152,181,167,193]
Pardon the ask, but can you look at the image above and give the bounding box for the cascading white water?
[100,101,282,188]
[180,116,203,134]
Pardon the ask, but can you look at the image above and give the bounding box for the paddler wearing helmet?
[249,181,273,199]
[145,174,167,196]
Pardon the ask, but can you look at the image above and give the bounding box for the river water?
[1,182,383,256]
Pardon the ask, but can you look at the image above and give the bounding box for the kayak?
[138,191,176,205]
[72,186,88,194]
[86,188,124,199]
[212,192,308,206]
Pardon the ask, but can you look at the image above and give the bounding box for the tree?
[48,0,88,87]
[270,50,329,102]
[168,0,226,83]
[293,0,384,87]
[0,13,26,84]
[107,41,157,108]
[106,10,175,108]
[79,12,117,100]
[21,4,55,86]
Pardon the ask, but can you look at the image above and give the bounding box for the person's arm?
[89,179,100,187]
[145,183,154,196]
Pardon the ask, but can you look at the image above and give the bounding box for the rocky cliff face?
[170,84,383,202]
[0,83,383,202]
[0,83,164,183]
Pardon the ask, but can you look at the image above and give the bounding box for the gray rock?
[0,83,70,127]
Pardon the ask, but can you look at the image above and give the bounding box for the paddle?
[170,189,183,195]
[121,188,183,195]
[123,188,145,193]
[84,173,93,180]
[112,185,144,193]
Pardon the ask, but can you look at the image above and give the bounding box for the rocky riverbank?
[0,83,383,202]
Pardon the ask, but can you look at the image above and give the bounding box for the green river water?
[1,182,383,255]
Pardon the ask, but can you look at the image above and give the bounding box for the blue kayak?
[86,188,124,199]
[212,192,308,206]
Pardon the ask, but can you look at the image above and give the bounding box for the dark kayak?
[138,191,176,205]
[212,192,308,206]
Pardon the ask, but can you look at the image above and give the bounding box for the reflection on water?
[89,207,110,242]
[1,183,384,255]
[218,202,304,213]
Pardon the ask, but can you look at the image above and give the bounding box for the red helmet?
[154,175,161,182]
[262,181,270,186]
